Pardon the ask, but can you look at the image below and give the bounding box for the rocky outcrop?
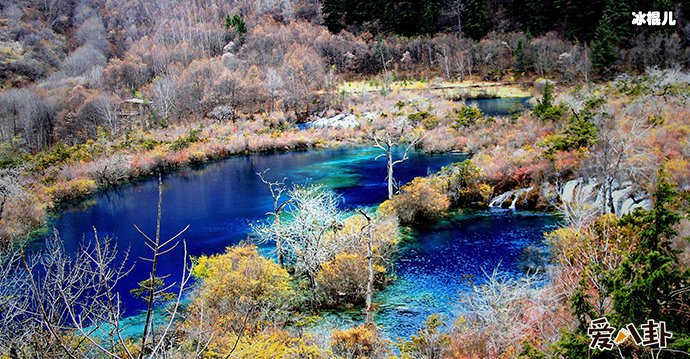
[559,178,650,216]
[487,178,650,215]
[489,187,534,209]
[310,113,361,129]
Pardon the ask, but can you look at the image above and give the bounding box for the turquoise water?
[375,210,557,339]
[44,146,555,340]
[46,147,462,315]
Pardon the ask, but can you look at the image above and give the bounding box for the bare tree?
[437,47,452,80]
[0,168,24,223]
[76,16,108,52]
[152,75,178,122]
[264,68,284,113]
[254,184,354,297]
[0,174,192,358]
[457,267,563,357]
[373,127,424,200]
[586,105,651,215]
[256,169,292,268]
[0,88,54,150]
[448,0,465,34]
[282,185,346,290]
[60,45,107,77]
[132,173,191,358]
[2,229,133,358]
[87,153,131,186]
[92,94,121,136]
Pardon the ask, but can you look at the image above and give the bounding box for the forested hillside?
[1,0,688,153]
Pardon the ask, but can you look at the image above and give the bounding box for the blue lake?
[375,209,557,339]
[44,146,556,340]
[465,96,532,117]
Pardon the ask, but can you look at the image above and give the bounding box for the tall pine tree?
[590,13,619,73]
[560,0,606,42]
[462,0,489,40]
[609,167,690,353]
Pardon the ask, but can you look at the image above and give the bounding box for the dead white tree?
[373,128,424,199]
[458,267,563,356]
[587,103,651,215]
[437,47,453,80]
[264,68,284,113]
[93,94,121,136]
[280,185,347,290]
[152,75,178,122]
[256,169,292,268]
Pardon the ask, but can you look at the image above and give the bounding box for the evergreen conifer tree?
[590,14,619,73]
[462,0,489,39]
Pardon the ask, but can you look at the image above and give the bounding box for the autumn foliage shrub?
[453,105,484,128]
[200,328,326,359]
[316,252,385,308]
[379,177,450,224]
[331,324,391,358]
[44,177,97,201]
[439,160,492,206]
[396,314,450,359]
[189,245,294,334]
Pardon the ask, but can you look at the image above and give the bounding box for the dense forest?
[1,0,689,358]
[0,0,689,152]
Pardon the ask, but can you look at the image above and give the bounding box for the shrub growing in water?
[379,177,450,224]
[190,244,294,334]
[316,252,386,308]
[453,105,484,128]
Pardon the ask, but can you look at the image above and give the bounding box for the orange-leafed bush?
[331,324,391,359]
[552,149,581,177]
[44,177,97,201]
[189,245,294,334]
[316,252,385,308]
[199,328,327,359]
[379,177,450,224]
[315,213,398,307]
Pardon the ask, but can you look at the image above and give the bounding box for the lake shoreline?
[4,88,538,248]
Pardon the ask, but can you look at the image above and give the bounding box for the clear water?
[44,147,462,314]
[42,146,556,340]
[375,209,557,340]
[465,97,532,117]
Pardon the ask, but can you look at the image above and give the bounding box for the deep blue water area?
[43,147,462,315]
[375,209,558,339]
[40,145,556,341]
